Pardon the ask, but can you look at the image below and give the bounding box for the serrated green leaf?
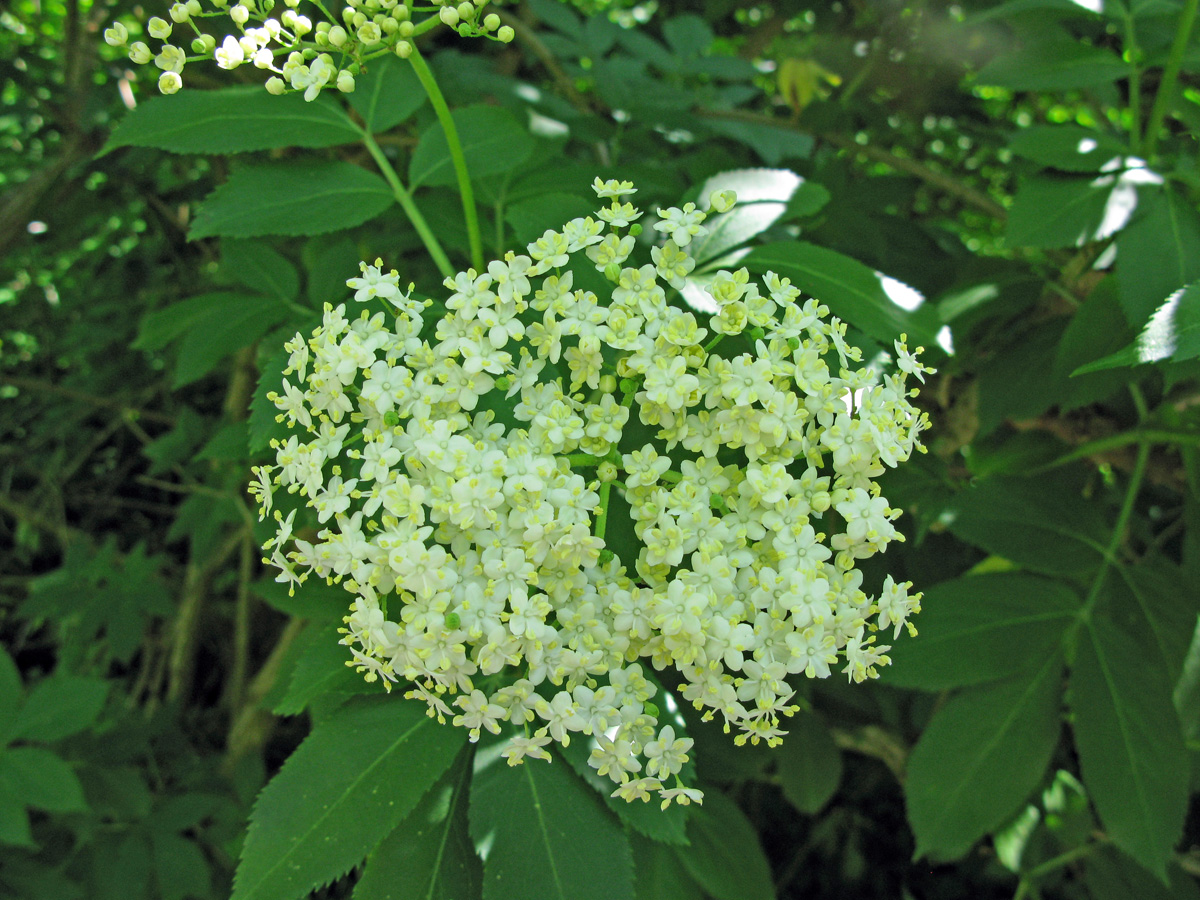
[12,675,108,743]
[349,54,426,134]
[468,750,634,900]
[633,837,704,900]
[0,648,22,745]
[1,746,88,813]
[945,474,1108,575]
[1075,282,1200,374]
[1005,175,1117,249]
[174,294,290,388]
[1117,187,1200,327]
[976,38,1127,90]
[1008,125,1129,172]
[409,106,535,189]
[232,696,466,900]
[673,790,775,900]
[887,573,1081,690]
[741,241,939,346]
[102,87,360,156]
[907,655,1063,859]
[191,162,394,240]
[775,711,842,814]
[222,240,300,303]
[274,620,376,716]
[353,750,481,900]
[1071,614,1189,879]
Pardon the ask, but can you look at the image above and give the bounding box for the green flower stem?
[594,481,613,540]
[360,129,455,279]
[1144,0,1199,158]
[1123,13,1143,153]
[1033,426,1200,471]
[407,44,485,271]
[1013,841,1101,900]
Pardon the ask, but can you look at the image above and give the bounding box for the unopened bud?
[598,461,619,483]
[337,70,355,92]
[383,410,401,427]
[439,6,459,26]
[497,24,514,42]
[394,39,412,57]
[169,2,190,22]
[265,75,286,94]
[483,12,500,30]
[128,41,152,64]
[709,189,737,213]
[628,223,642,236]
[328,24,347,46]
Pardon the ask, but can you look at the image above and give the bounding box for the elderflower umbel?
[257,179,933,809]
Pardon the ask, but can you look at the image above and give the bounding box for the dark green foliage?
[5,1,1200,899]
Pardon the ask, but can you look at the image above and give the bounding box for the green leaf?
[689,168,802,269]
[1116,186,1200,327]
[1075,282,1200,374]
[673,789,775,900]
[102,87,360,155]
[775,712,842,814]
[353,751,481,900]
[1053,279,1135,407]
[222,240,300,304]
[633,837,704,900]
[1,746,88,812]
[887,573,1081,690]
[976,38,1128,91]
[349,54,426,133]
[1005,175,1119,249]
[0,784,33,848]
[906,654,1064,859]
[135,292,249,353]
[173,294,290,388]
[251,575,350,622]
[559,733,691,846]
[0,648,22,745]
[250,339,301,456]
[191,161,394,240]
[468,749,634,900]
[527,0,582,38]
[782,180,832,219]
[152,832,213,900]
[945,474,1108,575]
[12,675,108,743]
[1085,847,1200,900]
[303,235,360,308]
[662,15,714,57]
[702,117,814,166]
[409,105,535,189]
[741,241,940,346]
[505,193,595,246]
[1071,614,1189,879]
[232,696,466,900]
[1008,125,1130,172]
[273,620,376,716]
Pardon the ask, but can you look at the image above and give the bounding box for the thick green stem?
[1144,0,1200,158]
[408,45,484,271]
[361,129,454,278]
[595,481,613,540]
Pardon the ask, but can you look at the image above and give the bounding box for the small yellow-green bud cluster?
[103,0,514,98]
[254,178,932,807]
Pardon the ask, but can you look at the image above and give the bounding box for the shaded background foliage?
[3,0,1200,898]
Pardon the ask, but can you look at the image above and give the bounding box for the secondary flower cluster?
[104,0,512,97]
[254,178,932,807]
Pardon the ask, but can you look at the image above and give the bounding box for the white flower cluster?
[253,178,932,807]
[103,0,513,97]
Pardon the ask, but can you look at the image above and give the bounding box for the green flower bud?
[598,461,618,483]
[383,410,401,427]
[644,701,659,717]
[104,22,129,46]
[445,612,461,629]
[629,223,642,236]
[328,24,347,46]
[604,262,621,282]
[483,12,500,30]
[398,19,414,36]
[147,16,172,39]
[497,24,514,42]
[439,5,459,26]
[598,549,615,565]
[265,75,286,94]
[394,39,412,57]
[599,374,617,394]
[619,378,636,395]
[457,2,474,21]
